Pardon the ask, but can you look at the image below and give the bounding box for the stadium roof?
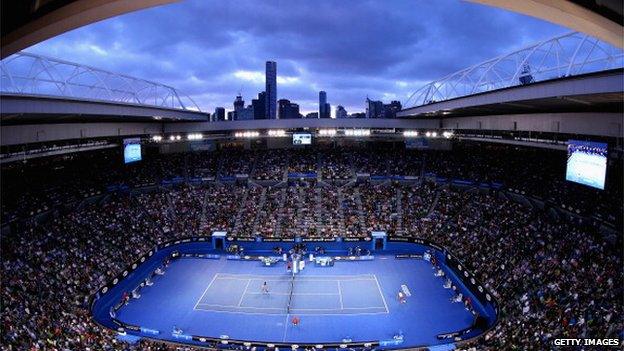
[1,51,201,112]
[403,32,623,109]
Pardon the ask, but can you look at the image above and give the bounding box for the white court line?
[338,280,344,309]
[282,313,289,342]
[237,279,251,307]
[314,278,377,282]
[216,276,375,283]
[215,273,376,279]
[193,306,388,316]
[246,292,340,296]
[192,274,219,310]
[291,306,386,311]
[373,274,390,314]
[200,303,385,313]
[197,303,282,310]
[216,273,375,277]
[195,304,385,312]
[217,277,288,282]
[297,278,377,282]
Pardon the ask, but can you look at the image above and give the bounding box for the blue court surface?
[115,255,481,347]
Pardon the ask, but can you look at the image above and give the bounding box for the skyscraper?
[213,107,226,121]
[366,98,383,118]
[234,94,244,111]
[319,91,330,118]
[265,61,277,119]
[233,94,244,120]
[336,105,348,119]
[252,91,266,120]
[278,99,301,119]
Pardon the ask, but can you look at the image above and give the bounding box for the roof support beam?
[470,0,623,48]
[1,0,176,60]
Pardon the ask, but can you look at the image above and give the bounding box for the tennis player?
[397,290,406,304]
[291,316,300,327]
[261,281,270,294]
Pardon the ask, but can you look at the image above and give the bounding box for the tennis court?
[111,254,486,346]
[194,273,389,315]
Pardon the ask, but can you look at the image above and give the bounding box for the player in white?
[261,281,270,294]
[397,290,406,304]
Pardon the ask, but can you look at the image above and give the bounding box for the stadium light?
[234,131,260,138]
[344,129,370,137]
[267,130,287,137]
[403,130,419,137]
[187,133,203,140]
[432,132,438,138]
[318,129,337,136]
[425,131,431,138]
[169,135,176,141]
[175,135,182,140]
[442,131,454,138]
[151,135,163,142]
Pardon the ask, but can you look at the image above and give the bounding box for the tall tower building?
[233,94,244,120]
[234,94,244,111]
[265,61,277,119]
[319,91,330,118]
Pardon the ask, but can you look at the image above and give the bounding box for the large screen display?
[565,140,607,190]
[123,138,142,164]
[293,133,312,145]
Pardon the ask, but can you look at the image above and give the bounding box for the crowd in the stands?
[435,192,624,350]
[3,143,621,229]
[1,142,622,350]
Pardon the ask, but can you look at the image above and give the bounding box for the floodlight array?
[344,129,370,137]
[318,129,337,136]
[187,133,203,140]
[267,130,287,137]
[234,131,260,138]
[403,131,419,137]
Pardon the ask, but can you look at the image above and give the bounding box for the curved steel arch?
[0,51,201,112]
[404,31,624,108]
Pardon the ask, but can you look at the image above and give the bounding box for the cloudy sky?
[27,0,568,115]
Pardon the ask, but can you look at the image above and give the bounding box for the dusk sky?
[27,0,568,115]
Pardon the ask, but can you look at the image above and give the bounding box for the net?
[286,270,295,313]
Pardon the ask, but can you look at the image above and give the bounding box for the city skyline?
[227,61,358,120]
[224,60,404,120]
[25,0,567,114]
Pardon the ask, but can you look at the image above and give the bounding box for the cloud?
[24,0,568,113]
